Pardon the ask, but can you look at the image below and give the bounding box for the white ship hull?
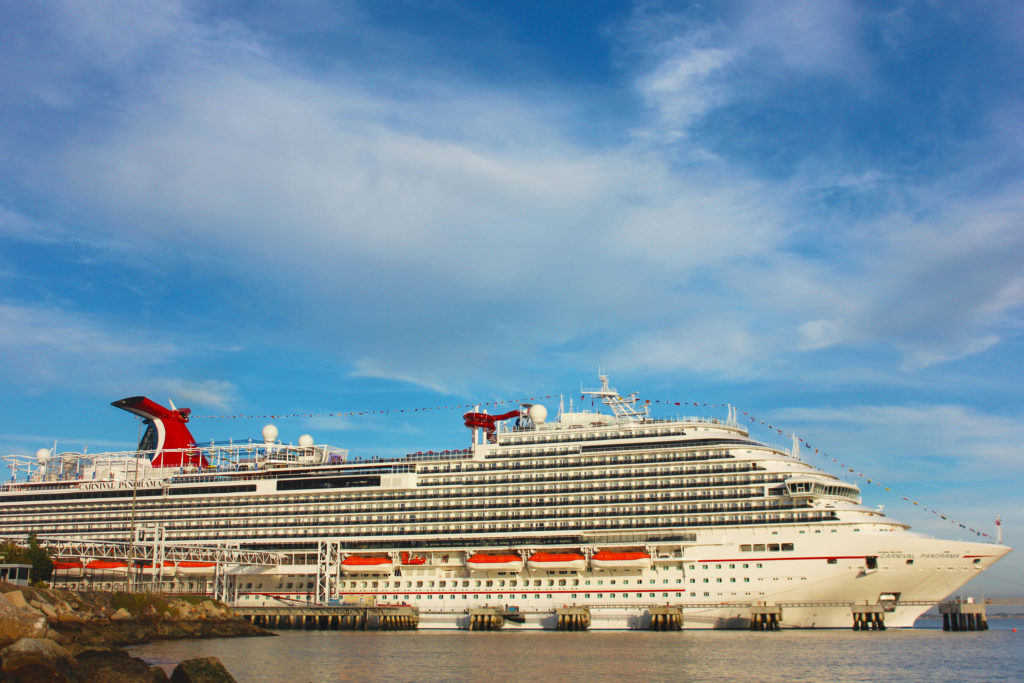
[223,531,1008,629]
[2,378,1011,628]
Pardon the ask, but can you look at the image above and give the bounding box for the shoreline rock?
[0,582,268,681]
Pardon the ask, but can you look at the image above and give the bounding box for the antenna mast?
[581,374,648,421]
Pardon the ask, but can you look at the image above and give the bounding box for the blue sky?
[1,1,1022,595]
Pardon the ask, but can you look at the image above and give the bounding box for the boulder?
[38,602,60,619]
[3,590,28,609]
[170,656,237,683]
[0,594,49,648]
[0,637,77,681]
[72,646,169,683]
[110,607,133,621]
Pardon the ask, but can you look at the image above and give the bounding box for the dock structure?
[467,607,505,631]
[748,605,781,631]
[556,607,591,631]
[851,605,886,631]
[648,606,683,631]
[234,605,418,631]
[939,600,988,631]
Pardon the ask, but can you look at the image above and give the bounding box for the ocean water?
[129,619,1024,683]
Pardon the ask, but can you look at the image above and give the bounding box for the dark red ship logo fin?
[111,396,207,468]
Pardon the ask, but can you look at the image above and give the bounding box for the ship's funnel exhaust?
[111,396,206,468]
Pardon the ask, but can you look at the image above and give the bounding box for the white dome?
[298,434,314,448]
[35,448,51,463]
[262,424,279,443]
[528,404,548,424]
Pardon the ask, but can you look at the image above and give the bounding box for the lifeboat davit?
[341,556,393,573]
[400,552,427,566]
[527,551,587,572]
[132,561,176,575]
[590,550,652,570]
[465,553,524,572]
[175,561,216,575]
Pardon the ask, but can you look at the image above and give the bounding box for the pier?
[556,607,592,631]
[220,598,1022,632]
[939,600,988,632]
[748,605,781,631]
[851,605,886,631]
[233,605,419,631]
[648,606,683,631]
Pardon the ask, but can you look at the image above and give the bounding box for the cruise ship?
[0,377,1010,629]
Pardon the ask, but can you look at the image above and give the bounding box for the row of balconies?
[14,475,790,524]
[5,501,809,539]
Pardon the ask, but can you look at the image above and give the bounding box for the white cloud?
[734,0,869,79]
[900,336,1002,372]
[161,379,238,412]
[0,303,237,410]
[635,47,735,138]
[775,403,1024,472]
[796,319,844,351]
[1,0,1021,395]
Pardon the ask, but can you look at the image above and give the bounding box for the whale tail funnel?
[111,396,207,468]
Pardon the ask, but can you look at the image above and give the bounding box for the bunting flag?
[193,395,557,421]
[647,398,993,539]
[197,393,993,539]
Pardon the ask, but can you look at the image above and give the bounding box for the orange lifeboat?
[465,553,524,572]
[341,556,393,573]
[590,550,652,570]
[175,561,217,575]
[526,551,587,571]
[53,560,84,572]
[85,560,128,572]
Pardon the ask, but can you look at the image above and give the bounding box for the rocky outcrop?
[0,583,266,681]
[0,592,51,649]
[65,645,171,682]
[0,637,78,681]
[170,656,237,683]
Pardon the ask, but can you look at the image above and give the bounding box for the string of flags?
[197,394,993,540]
[648,399,993,540]
[192,396,557,421]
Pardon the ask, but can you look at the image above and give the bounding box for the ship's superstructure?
[0,377,1010,629]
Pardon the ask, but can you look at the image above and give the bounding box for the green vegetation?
[0,533,54,584]
[26,533,54,584]
[111,591,172,616]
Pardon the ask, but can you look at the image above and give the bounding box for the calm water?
[128,619,1024,683]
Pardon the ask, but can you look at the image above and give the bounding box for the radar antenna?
[581,374,648,421]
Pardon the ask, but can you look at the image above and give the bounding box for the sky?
[1,0,1022,595]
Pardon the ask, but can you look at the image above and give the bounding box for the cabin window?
[866,556,878,570]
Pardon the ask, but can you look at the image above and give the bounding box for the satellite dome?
[262,424,279,444]
[298,434,314,448]
[35,448,51,463]
[528,404,548,424]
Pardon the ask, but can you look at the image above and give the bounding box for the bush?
[26,533,54,584]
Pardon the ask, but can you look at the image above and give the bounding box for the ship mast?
[581,374,648,421]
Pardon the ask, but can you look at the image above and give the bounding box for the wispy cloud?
[0,0,1022,395]
[775,403,1024,472]
[0,302,237,410]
